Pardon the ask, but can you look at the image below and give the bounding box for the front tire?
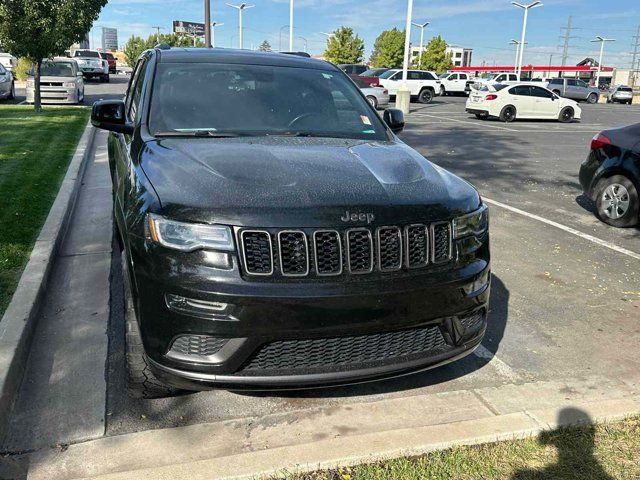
[587,93,598,104]
[122,251,180,399]
[559,107,574,123]
[595,175,639,228]
[366,95,378,109]
[8,81,15,100]
[418,88,434,104]
[499,105,516,122]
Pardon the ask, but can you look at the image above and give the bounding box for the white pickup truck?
[472,72,544,90]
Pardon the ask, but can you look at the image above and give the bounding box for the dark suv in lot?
[91,47,491,397]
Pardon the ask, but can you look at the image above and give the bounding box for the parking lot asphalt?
[4,90,640,463]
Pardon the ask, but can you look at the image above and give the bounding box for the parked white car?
[465,84,582,123]
[438,72,473,95]
[0,53,18,71]
[472,72,542,90]
[26,58,84,104]
[377,69,441,103]
[0,63,15,100]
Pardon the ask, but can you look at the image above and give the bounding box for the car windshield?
[74,51,100,58]
[619,87,632,92]
[439,73,450,78]
[38,61,75,77]
[148,63,388,141]
[378,70,398,79]
[360,69,385,77]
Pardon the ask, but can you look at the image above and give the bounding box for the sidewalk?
[2,130,112,452]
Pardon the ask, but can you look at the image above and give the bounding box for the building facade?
[410,45,473,68]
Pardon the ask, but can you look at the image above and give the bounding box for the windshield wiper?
[270,131,351,139]
[154,130,242,138]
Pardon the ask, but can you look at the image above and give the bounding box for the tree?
[323,27,364,65]
[370,28,405,68]
[0,0,107,111]
[416,35,452,72]
[123,33,205,68]
[258,40,272,52]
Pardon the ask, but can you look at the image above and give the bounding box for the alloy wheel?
[602,183,630,219]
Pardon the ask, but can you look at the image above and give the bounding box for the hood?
[140,137,480,228]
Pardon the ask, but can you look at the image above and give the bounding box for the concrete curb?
[0,120,96,442]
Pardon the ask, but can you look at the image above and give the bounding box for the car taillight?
[485,94,498,100]
[590,133,611,150]
[371,82,379,87]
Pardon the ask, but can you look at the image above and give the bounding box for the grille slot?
[241,230,273,276]
[377,227,402,272]
[167,335,228,360]
[313,230,343,276]
[346,228,374,274]
[432,222,452,264]
[405,224,429,269]
[240,325,448,374]
[278,231,309,277]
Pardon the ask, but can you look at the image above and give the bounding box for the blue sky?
[94,0,640,68]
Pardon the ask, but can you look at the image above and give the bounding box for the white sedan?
[466,84,581,123]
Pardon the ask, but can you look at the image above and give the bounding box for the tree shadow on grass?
[512,407,613,480]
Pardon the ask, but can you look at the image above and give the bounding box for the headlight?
[63,81,76,88]
[453,204,488,239]
[147,214,234,252]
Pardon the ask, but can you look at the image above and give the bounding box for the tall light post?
[279,25,289,51]
[297,35,308,52]
[204,0,211,48]
[211,22,223,48]
[226,3,254,49]
[512,1,542,78]
[591,35,615,87]
[411,20,429,66]
[509,39,527,73]
[152,26,163,44]
[289,0,294,52]
[397,0,414,114]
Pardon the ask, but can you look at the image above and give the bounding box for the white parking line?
[473,345,520,381]
[484,197,640,261]
[411,113,519,131]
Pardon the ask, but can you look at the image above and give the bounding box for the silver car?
[0,64,15,100]
[361,86,390,110]
[26,58,84,104]
[607,85,634,105]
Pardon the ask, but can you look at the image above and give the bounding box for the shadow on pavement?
[512,407,613,480]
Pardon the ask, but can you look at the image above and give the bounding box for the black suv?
[91,47,490,397]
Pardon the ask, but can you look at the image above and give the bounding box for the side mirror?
[77,71,83,77]
[91,100,134,134]
[383,108,405,134]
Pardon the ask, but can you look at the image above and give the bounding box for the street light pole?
[226,3,254,49]
[279,25,289,51]
[289,0,294,52]
[512,1,542,78]
[411,21,429,66]
[211,22,223,48]
[397,0,414,114]
[509,39,527,73]
[204,0,212,48]
[591,35,615,87]
[297,35,307,52]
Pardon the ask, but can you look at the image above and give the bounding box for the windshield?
[38,61,75,77]
[378,70,398,79]
[74,51,100,58]
[148,63,389,141]
[439,73,450,79]
[360,69,386,77]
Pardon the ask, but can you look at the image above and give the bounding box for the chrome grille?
[405,224,429,269]
[377,227,402,272]
[278,231,309,276]
[167,335,228,360]
[313,230,342,276]
[346,228,374,274]
[432,222,453,264]
[238,221,452,278]
[240,230,273,275]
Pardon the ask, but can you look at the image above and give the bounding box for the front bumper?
[26,87,79,104]
[129,231,491,390]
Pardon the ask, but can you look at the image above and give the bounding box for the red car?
[100,52,117,74]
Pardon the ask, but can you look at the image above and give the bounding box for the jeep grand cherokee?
[91,47,491,397]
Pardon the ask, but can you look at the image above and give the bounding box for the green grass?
[283,416,640,480]
[0,105,89,316]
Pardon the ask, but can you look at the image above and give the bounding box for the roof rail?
[154,44,171,50]
[280,51,311,58]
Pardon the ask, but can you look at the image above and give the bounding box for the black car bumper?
[466,108,489,116]
[128,232,490,390]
